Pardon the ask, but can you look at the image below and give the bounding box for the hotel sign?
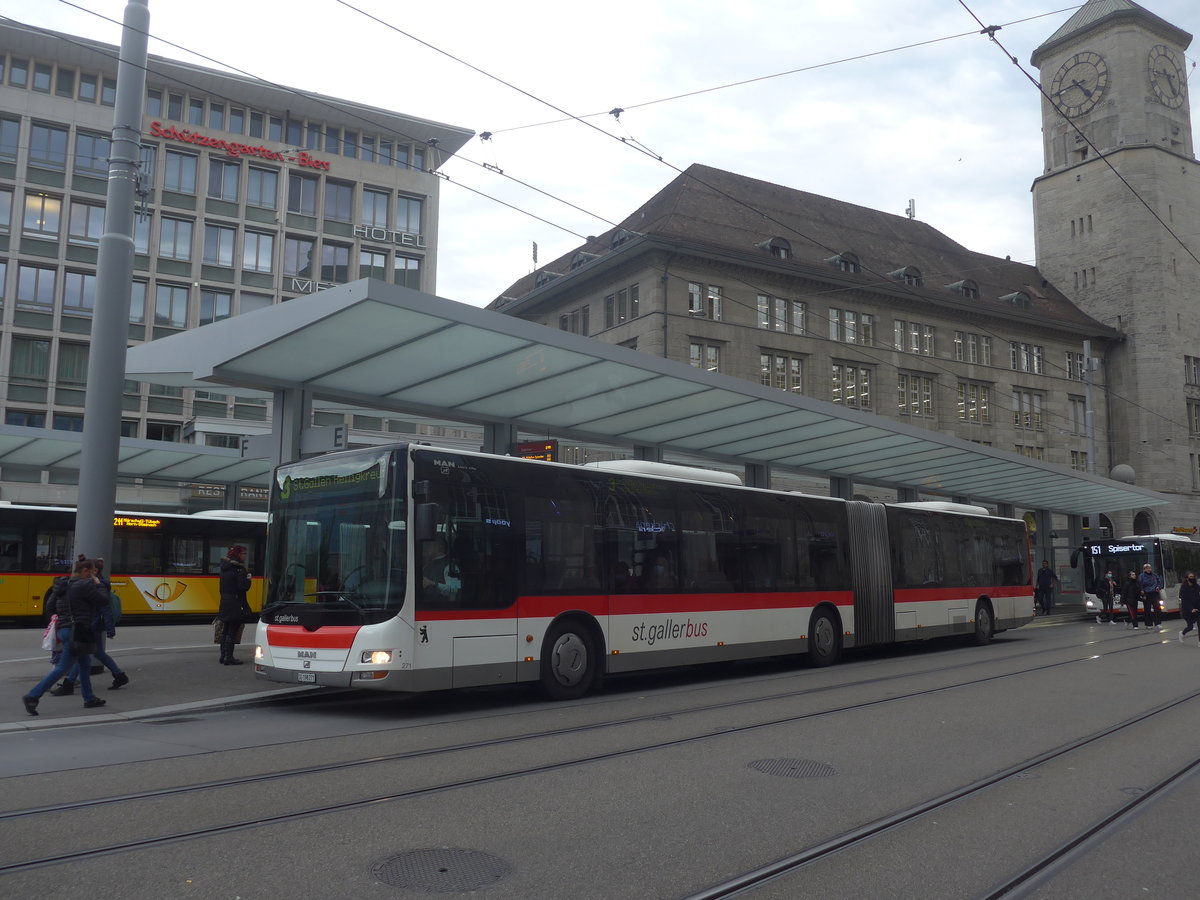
[354,224,426,248]
[149,122,333,170]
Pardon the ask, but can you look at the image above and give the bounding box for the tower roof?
[1032,0,1192,66]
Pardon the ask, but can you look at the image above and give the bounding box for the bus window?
[739,494,799,592]
[36,529,74,572]
[0,532,21,571]
[167,536,205,574]
[680,490,737,592]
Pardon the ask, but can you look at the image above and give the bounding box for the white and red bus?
[254,444,1033,698]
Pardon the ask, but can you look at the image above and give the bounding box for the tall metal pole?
[1083,339,1100,537]
[74,0,149,560]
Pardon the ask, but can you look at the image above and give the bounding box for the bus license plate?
[296,672,316,683]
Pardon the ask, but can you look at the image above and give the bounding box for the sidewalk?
[2,624,320,733]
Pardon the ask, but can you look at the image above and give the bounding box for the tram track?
[680,690,1200,899]
[0,633,1179,876]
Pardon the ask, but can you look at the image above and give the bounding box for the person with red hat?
[217,545,253,665]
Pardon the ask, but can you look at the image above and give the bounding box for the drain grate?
[749,758,838,779]
[372,848,513,893]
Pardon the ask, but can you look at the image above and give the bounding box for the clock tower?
[1031,0,1199,533]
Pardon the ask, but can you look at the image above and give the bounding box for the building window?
[689,342,722,372]
[146,422,180,442]
[1186,356,1200,386]
[9,337,50,382]
[1070,450,1089,472]
[22,192,61,237]
[953,331,992,365]
[188,97,204,125]
[288,173,318,216]
[1189,400,1200,436]
[756,294,804,333]
[363,188,389,228]
[246,167,277,209]
[129,281,147,325]
[1067,396,1087,435]
[957,382,991,423]
[29,123,69,169]
[32,62,52,93]
[8,58,28,88]
[894,320,934,354]
[1012,390,1044,430]
[57,343,90,386]
[395,195,422,234]
[17,265,56,311]
[68,201,105,245]
[1010,342,1044,374]
[73,132,111,177]
[324,180,353,222]
[1066,351,1086,381]
[199,289,232,325]
[167,92,183,120]
[63,271,97,317]
[207,159,240,202]
[159,217,194,261]
[79,74,98,102]
[154,283,189,328]
[242,231,275,273]
[0,117,20,160]
[831,363,871,409]
[687,282,722,320]
[164,151,198,194]
[325,126,341,154]
[1015,445,1045,460]
[321,243,350,282]
[0,188,10,232]
[393,256,420,289]
[360,250,387,280]
[760,353,803,394]
[203,224,236,267]
[898,373,934,417]
[6,410,45,427]
[558,307,589,335]
[283,236,315,278]
[208,102,226,131]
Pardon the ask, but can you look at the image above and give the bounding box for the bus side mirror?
[415,503,439,542]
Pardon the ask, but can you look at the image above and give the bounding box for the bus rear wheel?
[807,608,840,667]
[540,620,597,700]
[973,600,995,646]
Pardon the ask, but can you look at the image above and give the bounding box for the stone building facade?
[1031,0,1200,535]
[491,164,1114,522]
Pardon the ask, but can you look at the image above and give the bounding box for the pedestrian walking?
[1138,563,1165,630]
[1035,560,1059,615]
[49,559,129,695]
[1121,570,1142,630]
[1178,571,1200,644]
[1095,570,1117,623]
[217,545,253,665]
[21,558,110,715]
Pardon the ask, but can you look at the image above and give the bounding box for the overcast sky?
[8,0,1199,306]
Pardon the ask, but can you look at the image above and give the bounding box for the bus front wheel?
[973,600,995,646]
[807,608,840,667]
[540,620,597,700]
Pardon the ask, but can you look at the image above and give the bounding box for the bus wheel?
[541,621,597,700]
[973,600,995,646]
[807,608,840,668]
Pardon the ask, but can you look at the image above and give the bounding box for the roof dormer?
[999,291,1031,309]
[946,279,979,300]
[756,236,792,260]
[889,266,923,287]
[534,270,562,288]
[825,251,860,274]
[570,251,599,271]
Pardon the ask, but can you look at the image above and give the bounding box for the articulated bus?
[1075,535,1200,619]
[0,503,266,624]
[255,444,1033,699]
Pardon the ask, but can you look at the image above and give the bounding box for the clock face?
[1050,51,1109,117]
[1148,44,1186,109]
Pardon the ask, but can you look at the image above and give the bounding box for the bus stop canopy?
[123,278,1169,515]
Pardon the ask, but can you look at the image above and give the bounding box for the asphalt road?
[2,614,1198,899]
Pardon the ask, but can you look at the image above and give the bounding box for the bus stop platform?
[1,622,318,733]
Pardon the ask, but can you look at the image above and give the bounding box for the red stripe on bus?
[414,591,855,622]
[266,625,359,648]
[894,585,1031,603]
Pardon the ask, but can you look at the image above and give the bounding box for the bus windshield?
[266,448,405,616]
[1082,540,1157,591]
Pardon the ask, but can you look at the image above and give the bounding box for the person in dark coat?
[22,558,110,715]
[1120,570,1143,630]
[217,545,253,665]
[1094,570,1117,623]
[1177,571,1200,643]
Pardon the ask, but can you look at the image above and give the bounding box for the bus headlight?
[361,650,392,665]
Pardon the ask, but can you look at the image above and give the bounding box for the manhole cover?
[372,848,512,893]
[749,758,838,778]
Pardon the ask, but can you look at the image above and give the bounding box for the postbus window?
[35,530,74,572]
[167,536,204,574]
[0,531,22,570]
[113,532,161,574]
[208,537,257,574]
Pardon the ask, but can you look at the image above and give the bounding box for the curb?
[2,685,327,734]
